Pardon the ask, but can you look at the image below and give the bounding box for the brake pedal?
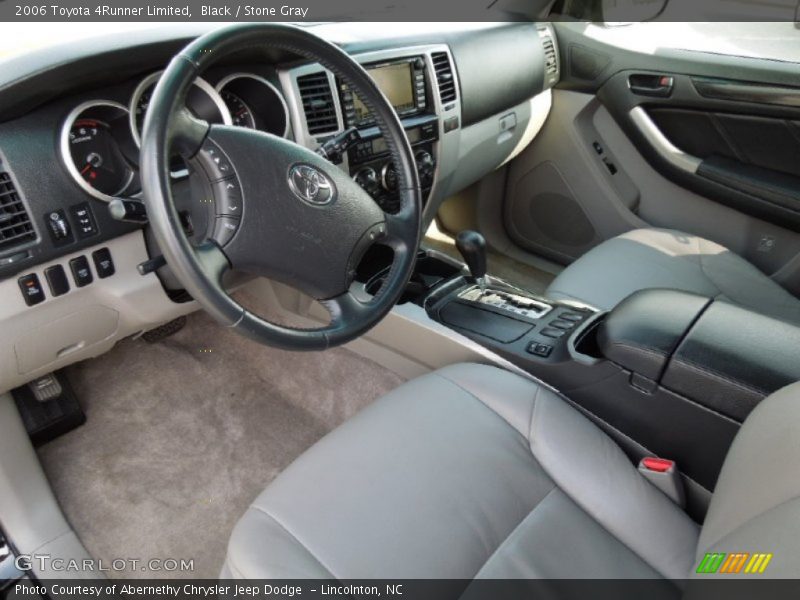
[141,316,187,343]
[12,371,86,446]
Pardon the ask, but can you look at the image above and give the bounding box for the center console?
[364,229,800,522]
[341,56,439,213]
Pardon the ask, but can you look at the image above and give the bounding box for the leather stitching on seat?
[247,506,337,579]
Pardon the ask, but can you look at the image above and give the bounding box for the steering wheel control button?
[92,248,115,279]
[69,255,93,287]
[213,178,242,216]
[18,273,46,306]
[198,141,234,181]
[44,265,70,297]
[212,216,239,247]
[69,202,99,239]
[45,210,73,245]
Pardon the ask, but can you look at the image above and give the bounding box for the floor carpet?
[37,310,405,579]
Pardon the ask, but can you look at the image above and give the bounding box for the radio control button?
[197,141,234,181]
[214,178,243,217]
[212,216,239,247]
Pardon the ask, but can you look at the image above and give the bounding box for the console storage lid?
[662,301,800,421]
[597,289,711,381]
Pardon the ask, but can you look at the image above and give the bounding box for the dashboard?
[0,21,559,393]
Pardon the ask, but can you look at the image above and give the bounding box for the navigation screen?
[353,62,415,124]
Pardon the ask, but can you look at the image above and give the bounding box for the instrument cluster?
[60,70,290,203]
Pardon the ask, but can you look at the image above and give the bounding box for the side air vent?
[0,171,35,253]
[431,52,457,104]
[297,72,339,135]
[539,27,560,84]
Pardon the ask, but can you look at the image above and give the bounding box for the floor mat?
[424,222,555,295]
[37,310,405,579]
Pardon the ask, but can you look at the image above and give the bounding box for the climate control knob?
[354,167,380,197]
[415,150,435,185]
[380,162,398,192]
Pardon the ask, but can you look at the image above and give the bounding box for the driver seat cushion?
[223,363,698,583]
[546,228,800,324]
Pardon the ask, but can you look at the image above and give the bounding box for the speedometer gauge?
[220,90,256,129]
[60,101,138,203]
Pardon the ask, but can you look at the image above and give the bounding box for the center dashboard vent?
[297,72,339,135]
[431,52,457,104]
[0,171,35,253]
[539,27,559,83]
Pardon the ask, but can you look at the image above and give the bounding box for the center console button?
[212,216,239,247]
[69,202,98,239]
[45,210,73,245]
[18,273,45,306]
[526,342,553,358]
[541,327,566,339]
[92,248,115,279]
[69,255,93,287]
[560,312,585,323]
[213,178,243,217]
[44,265,70,297]
[549,320,574,331]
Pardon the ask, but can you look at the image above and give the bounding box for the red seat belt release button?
[642,457,674,473]
[638,456,685,508]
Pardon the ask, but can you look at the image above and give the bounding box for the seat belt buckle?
[638,457,685,508]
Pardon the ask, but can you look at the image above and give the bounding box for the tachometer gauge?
[220,90,256,129]
[130,72,232,146]
[69,119,131,195]
[60,101,138,203]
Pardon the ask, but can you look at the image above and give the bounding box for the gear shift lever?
[456,230,488,292]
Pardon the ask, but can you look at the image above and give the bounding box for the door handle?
[628,74,674,97]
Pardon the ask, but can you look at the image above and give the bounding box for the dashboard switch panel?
[69,202,98,239]
[18,273,46,306]
[92,248,115,279]
[44,264,70,297]
[69,255,93,287]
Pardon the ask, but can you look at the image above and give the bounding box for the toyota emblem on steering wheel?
[288,164,335,206]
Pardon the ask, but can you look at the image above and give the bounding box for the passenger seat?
[546,228,800,324]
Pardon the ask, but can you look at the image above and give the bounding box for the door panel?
[503,22,800,294]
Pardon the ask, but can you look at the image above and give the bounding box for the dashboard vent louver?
[0,171,35,252]
[540,29,558,77]
[431,52,457,104]
[297,72,339,135]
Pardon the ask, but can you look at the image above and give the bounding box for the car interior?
[1,17,800,591]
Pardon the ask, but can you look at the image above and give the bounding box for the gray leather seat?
[546,228,800,324]
[223,363,800,582]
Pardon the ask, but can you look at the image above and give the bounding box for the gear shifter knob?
[455,230,487,288]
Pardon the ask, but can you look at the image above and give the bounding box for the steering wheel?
[140,24,422,351]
